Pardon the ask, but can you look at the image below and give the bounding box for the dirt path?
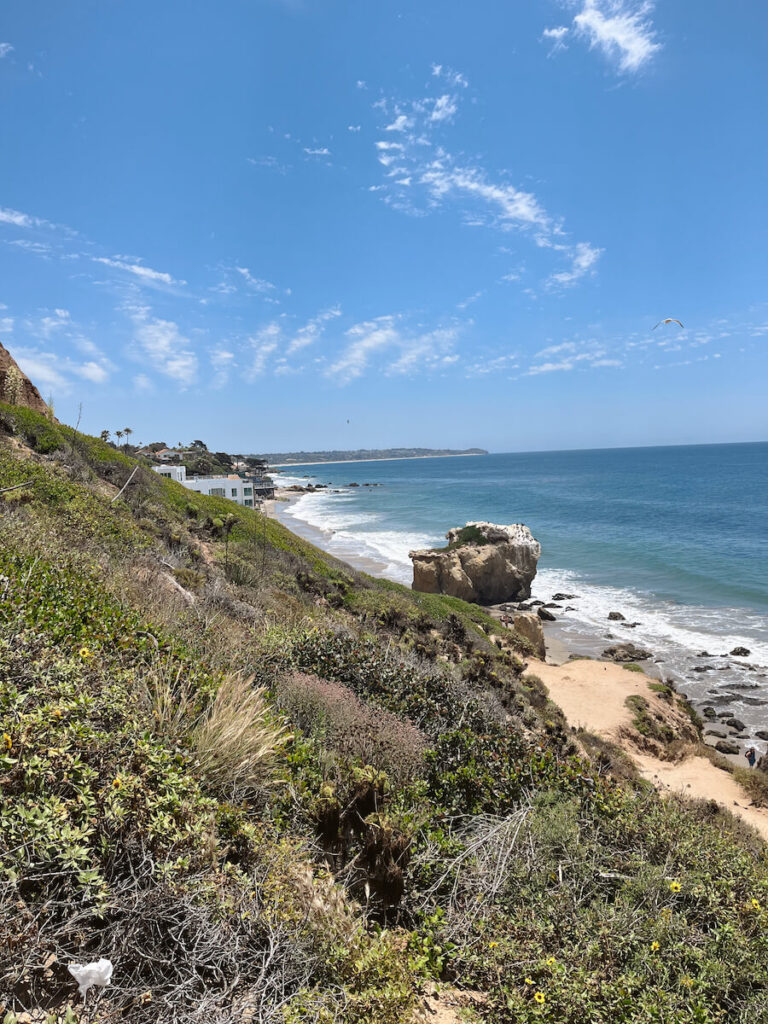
[422,985,484,1023]
[533,658,768,841]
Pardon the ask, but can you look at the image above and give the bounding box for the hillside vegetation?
[2,402,768,1023]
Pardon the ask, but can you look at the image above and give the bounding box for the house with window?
[152,465,258,507]
[152,464,187,484]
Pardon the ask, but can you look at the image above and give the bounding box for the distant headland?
[260,447,488,466]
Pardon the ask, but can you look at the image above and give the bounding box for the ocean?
[274,443,768,742]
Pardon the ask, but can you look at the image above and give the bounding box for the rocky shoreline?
[491,583,765,763]
[267,497,768,761]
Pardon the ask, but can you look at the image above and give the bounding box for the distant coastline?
[270,451,487,468]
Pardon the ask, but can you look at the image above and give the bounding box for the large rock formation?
[0,343,50,415]
[410,522,541,605]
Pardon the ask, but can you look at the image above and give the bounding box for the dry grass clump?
[191,674,291,798]
[732,765,768,808]
[276,671,428,787]
[138,664,292,801]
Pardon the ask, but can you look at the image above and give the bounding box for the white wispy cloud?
[235,266,276,293]
[541,25,570,55]
[526,338,621,375]
[0,206,48,229]
[36,309,71,337]
[247,155,290,174]
[419,163,549,229]
[326,316,459,384]
[548,241,603,286]
[0,44,14,59]
[73,360,110,383]
[245,323,281,379]
[456,290,485,310]
[10,344,113,392]
[429,94,458,123]
[465,353,519,377]
[12,349,69,391]
[210,347,235,388]
[304,146,331,156]
[369,73,601,285]
[385,114,413,133]
[431,64,468,88]
[286,306,341,354]
[93,256,185,287]
[526,359,576,375]
[547,1,660,74]
[127,305,198,387]
[7,238,53,256]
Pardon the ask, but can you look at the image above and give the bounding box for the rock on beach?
[410,522,540,605]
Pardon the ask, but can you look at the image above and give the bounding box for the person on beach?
[745,747,757,768]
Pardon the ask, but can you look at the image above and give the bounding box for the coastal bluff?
[0,342,51,416]
[409,522,541,605]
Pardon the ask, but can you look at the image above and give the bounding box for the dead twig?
[112,466,139,504]
[0,479,33,494]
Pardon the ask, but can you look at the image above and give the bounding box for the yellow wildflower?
[3,733,11,750]
[488,941,498,949]
[752,898,762,911]
[524,977,534,986]
[669,881,682,893]
[79,646,93,660]
[534,992,546,1005]
[546,956,556,966]
[51,708,62,719]
[112,777,122,789]
[681,976,694,988]
[650,941,660,952]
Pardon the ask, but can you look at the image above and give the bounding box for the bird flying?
[652,318,684,330]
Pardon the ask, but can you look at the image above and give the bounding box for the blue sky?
[1,0,766,452]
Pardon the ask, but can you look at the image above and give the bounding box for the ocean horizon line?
[272,437,767,469]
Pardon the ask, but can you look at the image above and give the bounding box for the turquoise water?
[277,443,768,734]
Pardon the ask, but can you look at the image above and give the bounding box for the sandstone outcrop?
[0,343,50,416]
[409,522,540,605]
[512,611,546,659]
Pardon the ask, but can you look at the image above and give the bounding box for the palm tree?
[100,429,111,443]
[115,430,124,447]
[123,427,133,451]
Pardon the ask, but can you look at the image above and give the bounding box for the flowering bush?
[276,671,427,787]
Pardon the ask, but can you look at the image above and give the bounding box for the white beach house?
[153,464,188,484]
[152,465,257,507]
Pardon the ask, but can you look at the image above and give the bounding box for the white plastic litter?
[68,958,114,998]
